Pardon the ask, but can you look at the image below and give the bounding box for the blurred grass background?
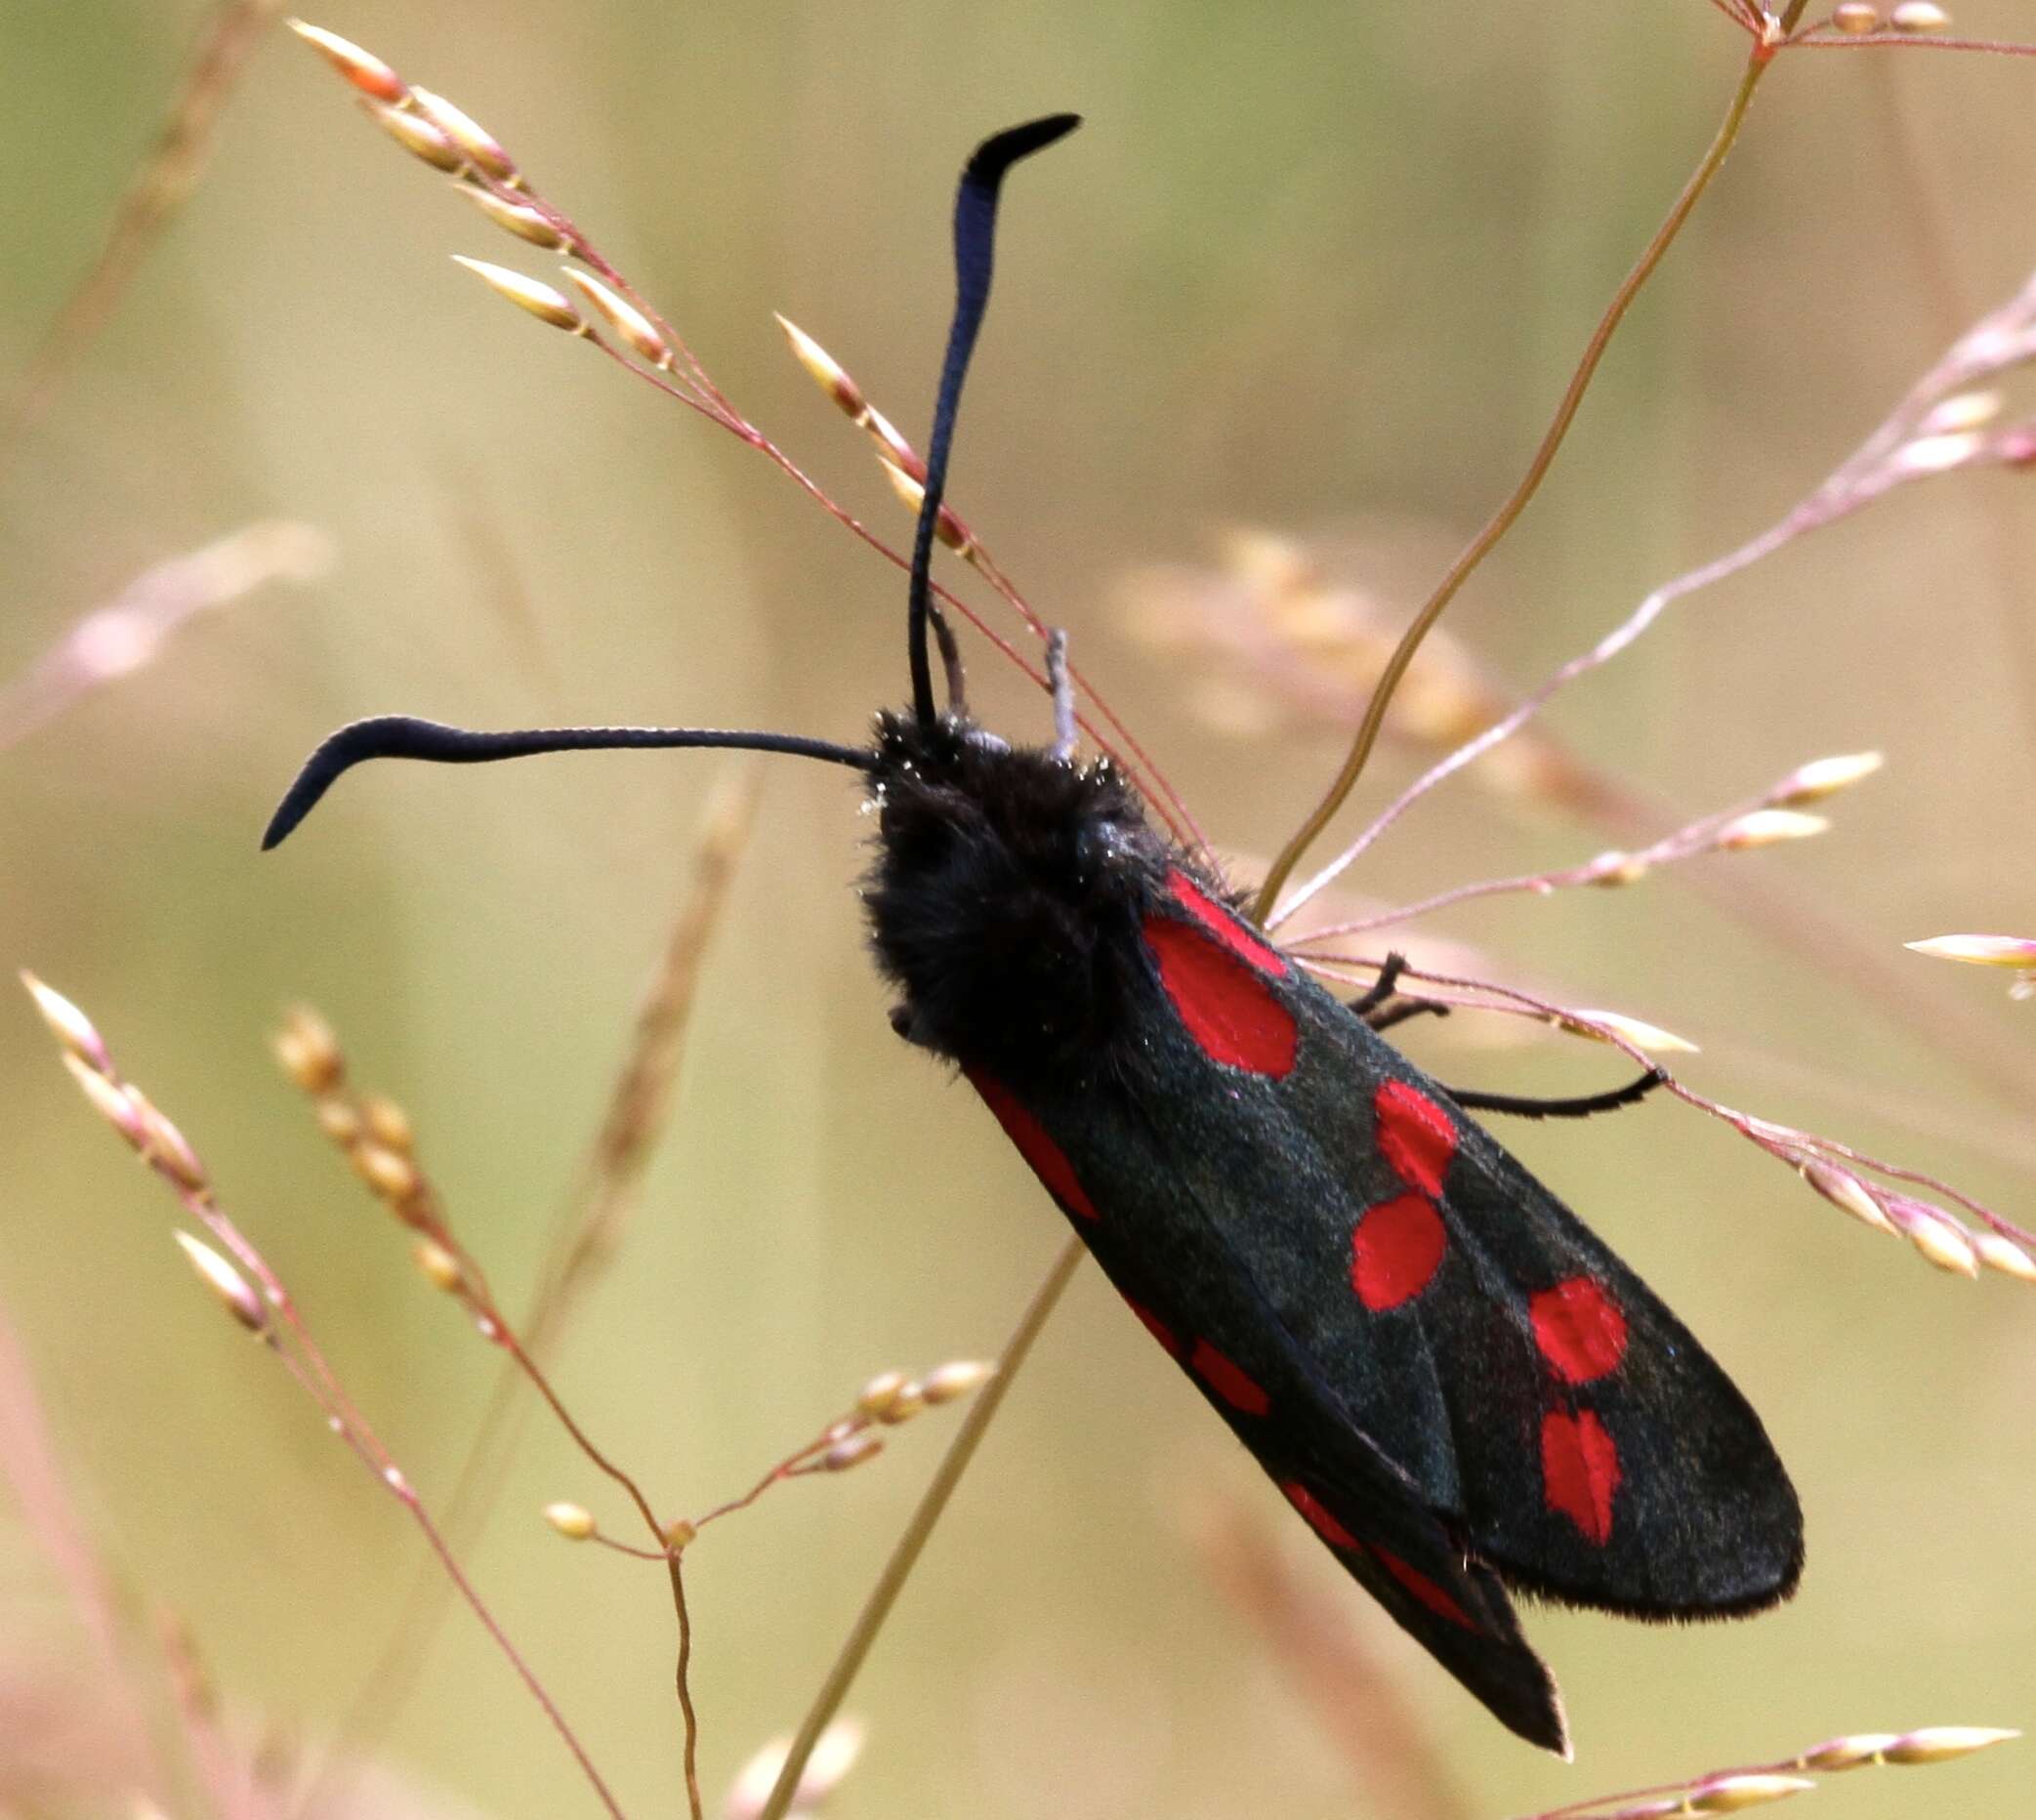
[4,2,2035,1815]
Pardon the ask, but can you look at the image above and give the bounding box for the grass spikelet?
[449,255,585,332]
[172,1232,269,1336]
[288,20,407,103]
[1521,1721,2016,1817]
[563,269,672,365]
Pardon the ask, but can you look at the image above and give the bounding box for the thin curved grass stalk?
[0,523,331,756]
[294,770,759,1812]
[0,0,283,469]
[1251,33,1782,922]
[21,976,630,1819]
[754,1237,1086,1820]
[1271,251,2036,930]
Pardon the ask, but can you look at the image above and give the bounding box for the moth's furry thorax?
[862,709,1174,1082]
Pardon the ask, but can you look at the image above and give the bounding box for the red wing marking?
[964,1069,1098,1221]
[1373,1547,1475,1629]
[1142,915,1298,1077]
[1281,1480,1358,1550]
[1530,1277,1629,1386]
[1187,1339,1270,1416]
[1541,1410,1622,1545]
[1164,870,1288,978]
[1373,1081,1459,1197]
[1350,1191,1447,1311]
[1122,1296,1182,1357]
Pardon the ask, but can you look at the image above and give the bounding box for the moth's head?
[864,710,1160,1077]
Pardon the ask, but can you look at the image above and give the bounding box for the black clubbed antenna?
[262,715,868,849]
[907,113,1081,733]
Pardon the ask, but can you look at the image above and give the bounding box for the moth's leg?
[1346,953,1408,1020]
[1048,628,1077,761]
[1446,1070,1666,1121]
[1348,953,1455,1032]
[1367,998,1452,1034]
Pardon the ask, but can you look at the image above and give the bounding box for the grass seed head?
[276,1006,343,1094]
[450,256,584,332]
[724,1717,866,1820]
[289,21,408,104]
[353,1140,420,1208]
[1904,933,2036,968]
[860,404,918,472]
[1904,1211,1979,1277]
[1973,1232,2036,1283]
[1894,431,1983,476]
[21,972,113,1075]
[174,1232,269,1335]
[1714,808,1830,850]
[1582,848,1648,887]
[796,1717,866,1807]
[561,270,670,365]
[877,456,970,553]
[543,1501,597,1541]
[922,1359,997,1404]
[875,1382,926,1426]
[1908,932,2036,999]
[62,1053,148,1149]
[360,1095,414,1155]
[315,1098,361,1145]
[362,100,463,173]
[1919,391,2002,435]
[775,313,866,417]
[273,1031,329,1096]
[1891,1,1951,30]
[1832,1,1882,26]
[855,1369,909,1417]
[1803,1162,1896,1235]
[1687,1774,1817,1811]
[1880,1725,2019,1763]
[1562,1009,1699,1055]
[413,1239,463,1292]
[453,181,566,249]
[1768,750,1882,807]
[125,1088,209,1194]
[407,86,516,182]
[1799,1731,1902,1768]
[823,1432,884,1470]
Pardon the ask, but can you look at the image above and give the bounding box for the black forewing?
[998,1040,1568,1753]
[969,882,1799,1745]
[1259,962,1804,1616]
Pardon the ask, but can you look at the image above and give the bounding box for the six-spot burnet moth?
[264,115,1803,1756]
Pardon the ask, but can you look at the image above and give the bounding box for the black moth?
[266,117,1803,1755]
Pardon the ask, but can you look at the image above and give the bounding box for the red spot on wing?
[1350,1192,1447,1310]
[1164,870,1287,977]
[1542,1409,1622,1545]
[1281,1480,1358,1550]
[1530,1277,1630,1385]
[1188,1339,1270,1416]
[965,1069,1097,1221]
[1123,1296,1182,1357]
[1142,915,1298,1078]
[1373,1547,1475,1629]
[1374,1081,1458,1196]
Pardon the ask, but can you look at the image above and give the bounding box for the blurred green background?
[4,3,2035,1815]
